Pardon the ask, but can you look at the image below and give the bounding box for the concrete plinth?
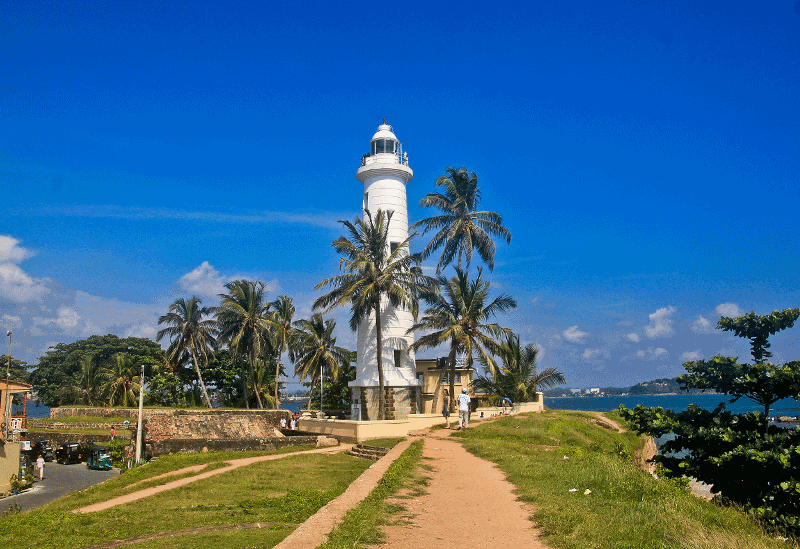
[351,385,420,421]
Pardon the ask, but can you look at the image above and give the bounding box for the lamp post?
[4,331,11,441]
[135,362,145,465]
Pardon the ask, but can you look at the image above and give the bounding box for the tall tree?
[314,210,427,419]
[472,333,565,403]
[156,296,217,408]
[411,166,512,274]
[410,267,516,411]
[28,335,163,406]
[269,295,295,409]
[101,353,141,407]
[56,354,104,406]
[216,280,277,410]
[292,314,350,410]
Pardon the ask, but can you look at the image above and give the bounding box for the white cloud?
[635,347,669,361]
[0,235,35,263]
[55,306,80,330]
[0,236,48,303]
[583,348,601,359]
[681,350,702,361]
[178,261,228,297]
[691,315,714,334]
[563,325,590,344]
[716,303,742,317]
[2,314,22,328]
[645,306,676,338]
[627,333,640,342]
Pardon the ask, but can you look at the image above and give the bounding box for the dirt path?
[73,445,351,514]
[370,428,553,549]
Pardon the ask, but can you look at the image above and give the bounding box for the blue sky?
[1,1,798,389]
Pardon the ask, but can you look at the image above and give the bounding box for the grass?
[453,410,795,549]
[361,437,406,448]
[0,445,367,549]
[319,439,424,548]
[28,428,132,437]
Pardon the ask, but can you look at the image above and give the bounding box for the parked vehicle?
[86,445,112,470]
[56,442,88,464]
[34,439,54,462]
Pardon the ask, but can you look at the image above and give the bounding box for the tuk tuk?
[86,445,112,470]
[56,442,86,464]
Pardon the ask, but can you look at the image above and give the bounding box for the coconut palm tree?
[411,166,512,274]
[472,333,565,402]
[410,267,517,411]
[101,353,141,407]
[292,313,350,410]
[269,295,295,409]
[156,296,217,408]
[216,280,277,410]
[313,209,428,419]
[56,354,104,406]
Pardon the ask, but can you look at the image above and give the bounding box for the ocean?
[545,393,800,419]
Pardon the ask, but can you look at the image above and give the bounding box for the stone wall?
[358,386,418,420]
[50,407,171,419]
[143,409,289,441]
[28,420,130,431]
[149,436,319,456]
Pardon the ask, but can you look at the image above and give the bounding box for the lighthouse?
[350,122,420,420]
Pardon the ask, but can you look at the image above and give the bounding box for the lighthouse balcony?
[360,151,409,167]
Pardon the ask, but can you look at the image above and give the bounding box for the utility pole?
[135,362,145,464]
[3,331,11,441]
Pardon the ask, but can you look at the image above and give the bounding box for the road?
[2,461,119,513]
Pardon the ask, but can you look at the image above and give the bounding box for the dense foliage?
[620,308,800,535]
[27,335,163,406]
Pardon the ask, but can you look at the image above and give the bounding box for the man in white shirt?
[457,388,471,429]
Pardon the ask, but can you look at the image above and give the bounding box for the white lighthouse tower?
[350,122,420,420]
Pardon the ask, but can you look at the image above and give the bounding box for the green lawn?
[454,410,795,549]
[0,446,371,549]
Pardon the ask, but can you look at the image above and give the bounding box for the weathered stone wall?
[149,436,319,456]
[50,407,171,419]
[28,419,130,431]
[34,433,115,446]
[358,386,418,420]
[144,410,289,441]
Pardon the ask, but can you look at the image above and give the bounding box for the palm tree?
[313,210,428,419]
[57,354,104,406]
[216,280,277,410]
[411,166,512,274]
[472,333,565,402]
[292,314,350,410]
[101,353,141,407]
[269,295,295,409]
[156,296,217,408]
[410,267,517,411]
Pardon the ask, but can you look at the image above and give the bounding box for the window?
[416,372,424,384]
[390,242,398,254]
[394,349,403,369]
[363,192,368,211]
[441,372,461,384]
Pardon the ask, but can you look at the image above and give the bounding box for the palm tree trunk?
[241,359,249,409]
[248,355,264,409]
[190,349,213,408]
[448,345,457,413]
[274,355,281,409]
[375,302,385,420]
[307,378,315,410]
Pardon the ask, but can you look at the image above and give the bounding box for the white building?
[349,122,420,420]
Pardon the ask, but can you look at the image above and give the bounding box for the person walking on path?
[457,388,471,429]
[36,454,45,481]
[110,427,117,440]
[442,389,451,429]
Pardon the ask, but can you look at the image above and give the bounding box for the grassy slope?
[455,410,794,549]
[0,447,370,549]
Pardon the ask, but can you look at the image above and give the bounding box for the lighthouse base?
[350,385,420,421]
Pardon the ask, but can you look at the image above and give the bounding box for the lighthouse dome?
[370,123,398,155]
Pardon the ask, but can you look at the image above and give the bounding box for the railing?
[361,151,409,167]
